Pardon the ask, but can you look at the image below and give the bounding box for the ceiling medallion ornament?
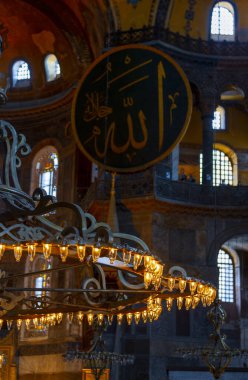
[0,120,216,332]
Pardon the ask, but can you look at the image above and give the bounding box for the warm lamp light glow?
[77,245,85,262]
[14,245,22,262]
[59,246,68,262]
[0,243,5,259]
[27,244,36,261]
[43,243,52,260]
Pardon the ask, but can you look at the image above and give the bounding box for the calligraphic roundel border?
[72,44,192,173]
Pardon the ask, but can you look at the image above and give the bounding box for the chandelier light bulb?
[189,281,197,295]
[197,283,204,294]
[92,246,101,262]
[122,249,132,264]
[25,319,31,330]
[192,295,201,309]
[167,277,175,292]
[144,255,151,269]
[56,313,63,323]
[0,243,5,259]
[133,253,142,270]
[148,310,154,322]
[155,297,162,306]
[177,297,184,310]
[149,258,157,272]
[166,297,173,311]
[107,314,113,325]
[77,311,84,322]
[14,245,22,262]
[142,310,148,323]
[126,313,133,325]
[179,278,186,293]
[144,271,153,289]
[0,353,5,369]
[134,312,141,324]
[27,244,36,262]
[154,263,163,277]
[43,243,52,260]
[108,248,117,264]
[154,276,162,291]
[97,314,104,325]
[59,246,69,262]
[117,313,123,325]
[87,313,94,325]
[17,319,22,330]
[185,296,192,310]
[77,245,86,262]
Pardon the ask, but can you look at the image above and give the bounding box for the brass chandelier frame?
[0,120,216,332]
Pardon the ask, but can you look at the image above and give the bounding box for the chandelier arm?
[0,185,35,215]
[0,262,88,283]
[31,202,88,237]
[0,223,55,243]
[117,269,144,289]
[5,287,159,294]
[0,120,31,191]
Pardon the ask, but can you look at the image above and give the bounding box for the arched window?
[217,248,234,302]
[12,60,31,87]
[213,149,233,186]
[212,106,225,130]
[44,54,61,82]
[200,148,234,186]
[30,146,59,197]
[210,2,235,41]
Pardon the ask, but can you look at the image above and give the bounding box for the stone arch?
[207,223,248,265]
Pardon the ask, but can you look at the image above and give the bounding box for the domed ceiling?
[0,0,110,103]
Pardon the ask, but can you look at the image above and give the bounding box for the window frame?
[44,53,61,83]
[217,248,235,303]
[11,58,32,88]
[212,105,226,131]
[209,1,237,41]
[30,145,59,198]
[200,145,237,186]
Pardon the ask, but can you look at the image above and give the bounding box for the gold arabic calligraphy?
[83,92,112,122]
[82,56,181,162]
[89,110,148,160]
